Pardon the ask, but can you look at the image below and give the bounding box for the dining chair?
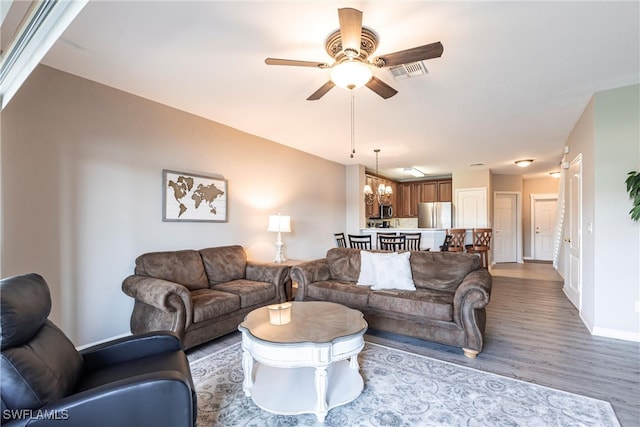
[334,232,347,248]
[445,228,467,252]
[400,232,422,251]
[376,232,397,249]
[348,234,372,250]
[465,228,492,268]
[378,235,407,251]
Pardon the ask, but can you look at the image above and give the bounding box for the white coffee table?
[238,301,367,422]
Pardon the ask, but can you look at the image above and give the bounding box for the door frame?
[530,193,558,260]
[493,191,522,263]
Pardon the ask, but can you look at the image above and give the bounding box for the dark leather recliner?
[1,273,196,426]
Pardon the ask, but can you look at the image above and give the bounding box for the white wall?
[561,84,639,341]
[1,66,346,346]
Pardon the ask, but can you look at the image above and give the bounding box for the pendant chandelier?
[363,149,393,206]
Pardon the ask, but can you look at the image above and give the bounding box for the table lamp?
[267,213,291,263]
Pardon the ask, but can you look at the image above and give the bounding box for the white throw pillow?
[357,251,376,286]
[371,251,416,291]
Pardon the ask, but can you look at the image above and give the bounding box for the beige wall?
[1,65,346,346]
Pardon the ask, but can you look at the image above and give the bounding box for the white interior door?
[494,193,517,263]
[533,198,557,261]
[566,156,582,309]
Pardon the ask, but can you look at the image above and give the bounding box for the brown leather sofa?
[122,245,289,349]
[290,248,492,358]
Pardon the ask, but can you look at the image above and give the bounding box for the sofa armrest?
[452,269,492,351]
[121,275,193,329]
[245,262,290,302]
[80,332,182,371]
[290,259,331,301]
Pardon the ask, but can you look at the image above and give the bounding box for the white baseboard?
[76,331,132,350]
[592,327,640,343]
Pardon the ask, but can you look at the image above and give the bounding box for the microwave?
[370,205,393,219]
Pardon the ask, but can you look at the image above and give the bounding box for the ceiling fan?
[265,7,443,101]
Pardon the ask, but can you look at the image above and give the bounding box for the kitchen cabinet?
[396,179,452,217]
[438,180,452,202]
[419,182,437,203]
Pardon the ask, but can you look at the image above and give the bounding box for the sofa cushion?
[357,251,376,286]
[369,289,454,322]
[190,289,240,323]
[200,245,247,285]
[307,280,370,309]
[212,280,276,308]
[135,250,208,291]
[410,252,480,292]
[371,251,416,291]
[326,248,361,282]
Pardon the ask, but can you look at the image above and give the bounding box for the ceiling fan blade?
[338,8,363,54]
[366,77,398,99]
[265,58,330,68]
[307,81,336,101]
[373,41,444,68]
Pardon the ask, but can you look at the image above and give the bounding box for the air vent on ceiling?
[388,61,428,80]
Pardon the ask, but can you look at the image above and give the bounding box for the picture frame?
[162,170,228,222]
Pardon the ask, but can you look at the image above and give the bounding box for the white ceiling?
[28,1,640,180]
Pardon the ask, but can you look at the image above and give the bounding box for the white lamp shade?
[363,184,373,195]
[330,61,373,89]
[267,214,291,233]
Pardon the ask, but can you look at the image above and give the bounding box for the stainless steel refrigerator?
[417,202,452,229]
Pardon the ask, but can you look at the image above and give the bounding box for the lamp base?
[273,237,286,263]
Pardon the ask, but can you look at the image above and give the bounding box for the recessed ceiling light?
[403,167,425,178]
[515,159,534,167]
[550,171,561,178]
[469,163,484,167]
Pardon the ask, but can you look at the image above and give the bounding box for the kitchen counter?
[359,228,447,251]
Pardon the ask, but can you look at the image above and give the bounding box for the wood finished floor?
[187,263,640,426]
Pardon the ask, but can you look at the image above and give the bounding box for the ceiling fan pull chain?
[350,90,355,158]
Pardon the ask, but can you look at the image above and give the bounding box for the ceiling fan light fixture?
[331,60,373,89]
[515,159,534,168]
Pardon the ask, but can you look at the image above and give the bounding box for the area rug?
[191,342,619,426]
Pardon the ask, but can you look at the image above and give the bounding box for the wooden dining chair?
[400,232,422,251]
[445,228,467,252]
[466,228,492,268]
[334,232,347,248]
[348,234,372,250]
[378,235,407,251]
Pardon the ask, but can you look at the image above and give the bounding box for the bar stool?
[465,228,492,268]
[444,228,467,252]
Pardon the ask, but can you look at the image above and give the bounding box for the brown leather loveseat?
[122,245,289,349]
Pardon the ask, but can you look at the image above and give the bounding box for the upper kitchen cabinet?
[438,180,452,202]
[419,182,437,203]
[397,179,452,217]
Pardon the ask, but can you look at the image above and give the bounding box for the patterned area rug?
[191,342,619,426]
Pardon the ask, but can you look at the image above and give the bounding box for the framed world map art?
[163,170,228,222]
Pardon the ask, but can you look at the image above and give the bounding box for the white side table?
[238,301,367,422]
